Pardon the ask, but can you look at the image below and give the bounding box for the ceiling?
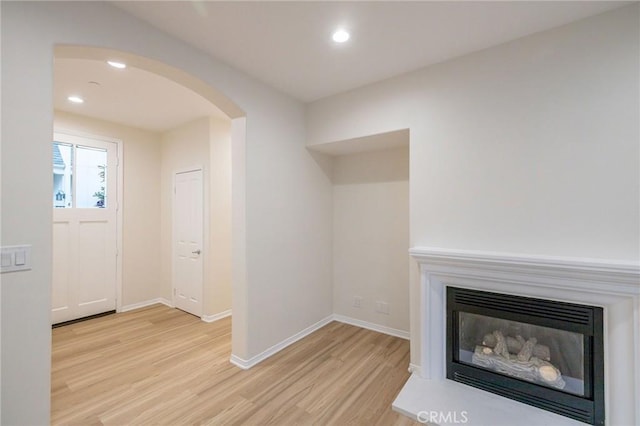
[55,1,632,132]
[54,58,228,132]
[113,1,632,102]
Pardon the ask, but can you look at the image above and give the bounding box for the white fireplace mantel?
[393,247,640,426]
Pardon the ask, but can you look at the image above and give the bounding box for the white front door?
[173,169,203,317]
[52,133,118,324]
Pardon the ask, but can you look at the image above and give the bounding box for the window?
[53,142,73,208]
[53,141,108,208]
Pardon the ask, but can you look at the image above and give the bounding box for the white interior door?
[52,133,118,324]
[173,169,203,317]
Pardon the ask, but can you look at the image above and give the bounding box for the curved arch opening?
[55,45,245,119]
[51,44,247,358]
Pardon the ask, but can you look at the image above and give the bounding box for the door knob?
[192,249,201,255]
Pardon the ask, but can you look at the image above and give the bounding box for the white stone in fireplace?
[393,248,639,426]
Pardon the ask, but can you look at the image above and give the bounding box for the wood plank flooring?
[52,305,419,425]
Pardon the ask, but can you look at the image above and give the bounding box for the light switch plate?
[1,253,12,268]
[1,245,32,273]
[15,250,26,266]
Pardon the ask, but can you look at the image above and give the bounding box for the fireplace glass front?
[447,287,604,425]
[458,312,585,396]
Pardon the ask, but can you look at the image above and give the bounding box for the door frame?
[53,128,124,313]
[171,165,206,318]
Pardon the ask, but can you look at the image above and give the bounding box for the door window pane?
[53,142,73,208]
[76,145,107,208]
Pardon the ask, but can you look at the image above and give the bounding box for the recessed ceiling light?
[107,60,126,69]
[67,95,84,104]
[332,29,350,43]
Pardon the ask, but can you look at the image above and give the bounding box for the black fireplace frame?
[446,287,604,425]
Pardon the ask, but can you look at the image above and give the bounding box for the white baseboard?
[229,313,410,371]
[120,299,231,325]
[408,363,422,376]
[229,354,251,370]
[229,314,334,370]
[332,314,410,340]
[119,297,173,313]
[202,309,232,323]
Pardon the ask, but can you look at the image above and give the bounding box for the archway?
[55,45,244,119]
[51,44,247,366]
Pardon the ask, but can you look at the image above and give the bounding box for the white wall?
[307,5,639,368]
[160,117,211,304]
[160,116,233,318]
[332,147,409,333]
[1,2,333,423]
[244,98,333,357]
[54,111,163,307]
[209,117,233,316]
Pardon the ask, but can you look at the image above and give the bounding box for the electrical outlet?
[375,301,390,315]
[353,296,363,308]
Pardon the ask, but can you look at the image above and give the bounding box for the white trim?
[229,315,333,370]
[202,309,231,323]
[173,165,205,176]
[229,313,411,371]
[409,247,639,284]
[115,140,123,313]
[53,127,122,145]
[333,314,409,340]
[120,300,231,325]
[408,363,422,376]
[229,354,251,370]
[119,298,172,313]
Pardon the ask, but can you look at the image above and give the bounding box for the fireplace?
[447,287,604,424]
[392,248,639,426]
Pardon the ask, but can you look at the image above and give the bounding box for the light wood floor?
[52,305,419,425]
